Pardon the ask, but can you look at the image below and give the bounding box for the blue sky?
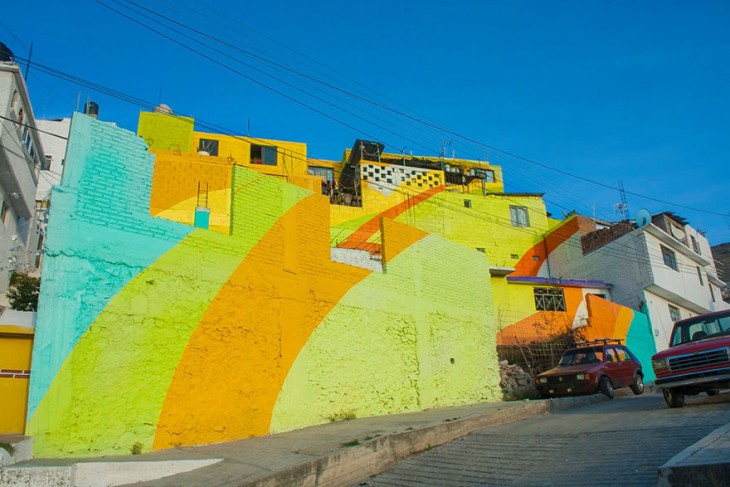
[3,1,729,244]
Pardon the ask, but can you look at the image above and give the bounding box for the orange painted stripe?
[496,287,584,345]
[512,217,580,276]
[339,185,444,251]
[381,218,429,265]
[153,195,371,449]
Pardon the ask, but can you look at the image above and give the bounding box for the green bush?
[6,272,40,312]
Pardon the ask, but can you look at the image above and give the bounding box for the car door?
[603,347,623,386]
[616,346,638,385]
[610,346,633,386]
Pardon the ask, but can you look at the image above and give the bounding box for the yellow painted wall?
[191,131,308,179]
[149,150,233,234]
[0,326,33,434]
[394,191,549,269]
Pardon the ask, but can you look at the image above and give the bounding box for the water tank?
[153,103,173,115]
[0,42,14,62]
[84,101,99,118]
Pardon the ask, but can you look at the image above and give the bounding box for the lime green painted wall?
[395,192,549,270]
[270,234,499,433]
[29,162,313,457]
[137,112,194,153]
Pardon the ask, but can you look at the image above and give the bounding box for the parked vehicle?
[535,338,644,399]
[652,309,730,408]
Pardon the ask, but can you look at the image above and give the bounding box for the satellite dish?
[636,208,651,228]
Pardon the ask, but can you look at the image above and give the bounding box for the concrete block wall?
[27,114,501,458]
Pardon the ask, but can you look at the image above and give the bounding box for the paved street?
[359,392,730,486]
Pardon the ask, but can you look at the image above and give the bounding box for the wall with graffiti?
[27,113,500,458]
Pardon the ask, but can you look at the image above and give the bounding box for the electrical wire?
[105,0,727,221]
[6,47,724,274]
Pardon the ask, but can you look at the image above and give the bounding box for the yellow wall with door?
[0,325,33,434]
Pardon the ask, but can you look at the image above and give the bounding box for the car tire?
[663,388,685,408]
[630,374,644,395]
[599,376,614,399]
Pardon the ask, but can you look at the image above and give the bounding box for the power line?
[8,48,723,273]
[97,0,726,225]
[0,114,69,140]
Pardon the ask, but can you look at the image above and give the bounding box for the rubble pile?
[499,360,539,399]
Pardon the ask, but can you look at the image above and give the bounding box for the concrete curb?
[0,395,609,487]
[657,421,730,487]
[235,395,609,487]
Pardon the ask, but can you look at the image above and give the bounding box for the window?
[710,285,716,302]
[668,305,681,322]
[307,166,334,181]
[661,245,678,271]
[198,138,219,156]
[697,266,704,286]
[534,287,566,312]
[691,235,701,255]
[604,348,618,362]
[0,200,7,226]
[615,347,633,362]
[250,144,277,165]
[476,169,495,183]
[510,206,530,227]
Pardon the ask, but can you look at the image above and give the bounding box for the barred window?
[534,287,566,311]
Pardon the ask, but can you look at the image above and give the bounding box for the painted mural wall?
[27,113,501,458]
[327,158,657,379]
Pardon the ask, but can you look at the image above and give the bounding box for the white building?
[0,44,44,298]
[35,118,70,204]
[547,212,728,351]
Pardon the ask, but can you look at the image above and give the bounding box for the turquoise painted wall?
[28,114,193,418]
[626,311,657,382]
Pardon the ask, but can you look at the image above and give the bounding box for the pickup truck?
[651,309,730,408]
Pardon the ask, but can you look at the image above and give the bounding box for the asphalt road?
[358,392,730,486]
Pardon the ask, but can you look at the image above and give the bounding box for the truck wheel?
[599,376,614,399]
[630,374,644,395]
[663,388,685,408]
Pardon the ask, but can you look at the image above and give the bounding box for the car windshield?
[670,314,730,346]
[558,347,603,366]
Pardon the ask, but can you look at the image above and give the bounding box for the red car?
[536,338,644,399]
[652,309,730,408]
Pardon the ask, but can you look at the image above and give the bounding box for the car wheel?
[707,390,719,396]
[663,388,685,408]
[599,376,614,399]
[630,374,644,395]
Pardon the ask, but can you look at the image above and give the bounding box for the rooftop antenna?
[616,180,629,221]
[440,141,451,158]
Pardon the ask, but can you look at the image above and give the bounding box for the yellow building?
[138,109,324,234]
[136,112,587,345]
